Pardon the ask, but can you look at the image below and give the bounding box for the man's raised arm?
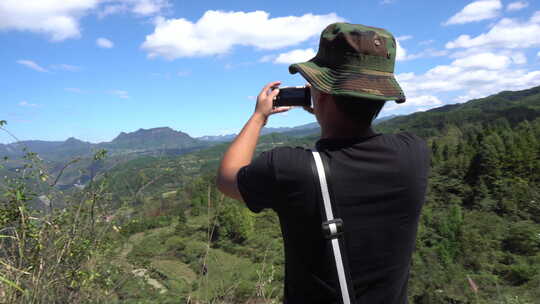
[216,81,290,201]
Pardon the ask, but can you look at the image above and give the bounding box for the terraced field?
[112,208,283,303]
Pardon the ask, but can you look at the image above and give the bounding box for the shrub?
[120,215,173,236]
[504,221,540,255]
[217,201,254,244]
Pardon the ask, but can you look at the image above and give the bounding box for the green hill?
[1,85,539,303]
[82,85,540,303]
[0,127,213,191]
[376,85,540,137]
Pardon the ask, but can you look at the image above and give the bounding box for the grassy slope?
[111,207,282,303]
[96,85,540,303]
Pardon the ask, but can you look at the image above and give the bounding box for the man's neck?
[321,125,376,139]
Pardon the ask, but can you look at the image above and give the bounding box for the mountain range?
[0,127,208,162]
[3,82,539,190]
[2,85,539,303]
[87,84,540,303]
[196,114,397,142]
[0,115,397,161]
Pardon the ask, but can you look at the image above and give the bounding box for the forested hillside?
[1,86,539,303]
[0,127,213,191]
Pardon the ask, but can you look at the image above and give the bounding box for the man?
[217,23,430,304]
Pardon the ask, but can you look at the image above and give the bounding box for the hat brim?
[289,59,406,103]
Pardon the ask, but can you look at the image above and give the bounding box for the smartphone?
[273,86,311,107]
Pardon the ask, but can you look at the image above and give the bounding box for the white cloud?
[395,36,417,61]
[400,48,449,61]
[507,1,528,11]
[17,60,48,72]
[533,11,540,23]
[396,35,413,41]
[65,88,83,93]
[97,37,114,48]
[0,0,99,41]
[396,40,408,61]
[446,12,540,50]
[0,1,169,40]
[451,52,511,70]
[537,51,540,57]
[382,95,443,114]
[19,100,38,107]
[99,0,170,17]
[97,4,127,18]
[400,95,444,107]
[396,38,448,61]
[177,70,190,77]
[260,54,276,63]
[51,64,81,71]
[510,52,527,64]
[396,72,415,81]
[395,51,540,106]
[444,0,502,25]
[131,0,169,16]
[419,40,435,46]
[141,11,344,59]
[396,36,447,61]
[18,62,80,72]
[109,90,129,99]
[274,48,316,64]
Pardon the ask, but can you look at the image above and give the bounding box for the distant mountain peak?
[196,115,399,142]
[108,126,200,150]
[152,127,174,131]
[65,137,83,143]
[129,127,179,135]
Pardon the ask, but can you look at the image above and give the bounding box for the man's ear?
[317,91,332,107]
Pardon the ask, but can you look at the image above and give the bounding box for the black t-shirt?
[237,132,430,304]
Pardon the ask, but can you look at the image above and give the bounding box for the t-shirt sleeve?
[237,149,282,213]
[401,131,431,177]
[412,133,431,170]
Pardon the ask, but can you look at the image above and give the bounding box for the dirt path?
[117,231,168,294]
[132,268,167,294]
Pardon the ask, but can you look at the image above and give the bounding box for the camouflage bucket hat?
[289,23,406,103]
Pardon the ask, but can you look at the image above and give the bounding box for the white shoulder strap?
[312,150,354,304]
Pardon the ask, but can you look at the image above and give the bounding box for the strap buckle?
[322,218,344,240]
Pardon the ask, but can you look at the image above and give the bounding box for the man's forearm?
[216,113,267,200]
[216,81,287,200]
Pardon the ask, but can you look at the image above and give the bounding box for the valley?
[1,86,539,303]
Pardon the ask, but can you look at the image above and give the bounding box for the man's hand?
[303,106,315,115]
[254,81,291,123]
[302,82,315,115]
[217,81,291,201]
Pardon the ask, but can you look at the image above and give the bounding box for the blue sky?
[1,0,540,144]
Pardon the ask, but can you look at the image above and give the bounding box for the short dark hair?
[332,95,386,126]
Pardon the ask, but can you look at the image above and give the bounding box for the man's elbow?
[216,171,234,194]
[216,170,243,201]
[216,174,228,195]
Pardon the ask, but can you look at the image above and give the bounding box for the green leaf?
[16,190,23,201]
[0,274,24,293]
[0,120,6,127]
